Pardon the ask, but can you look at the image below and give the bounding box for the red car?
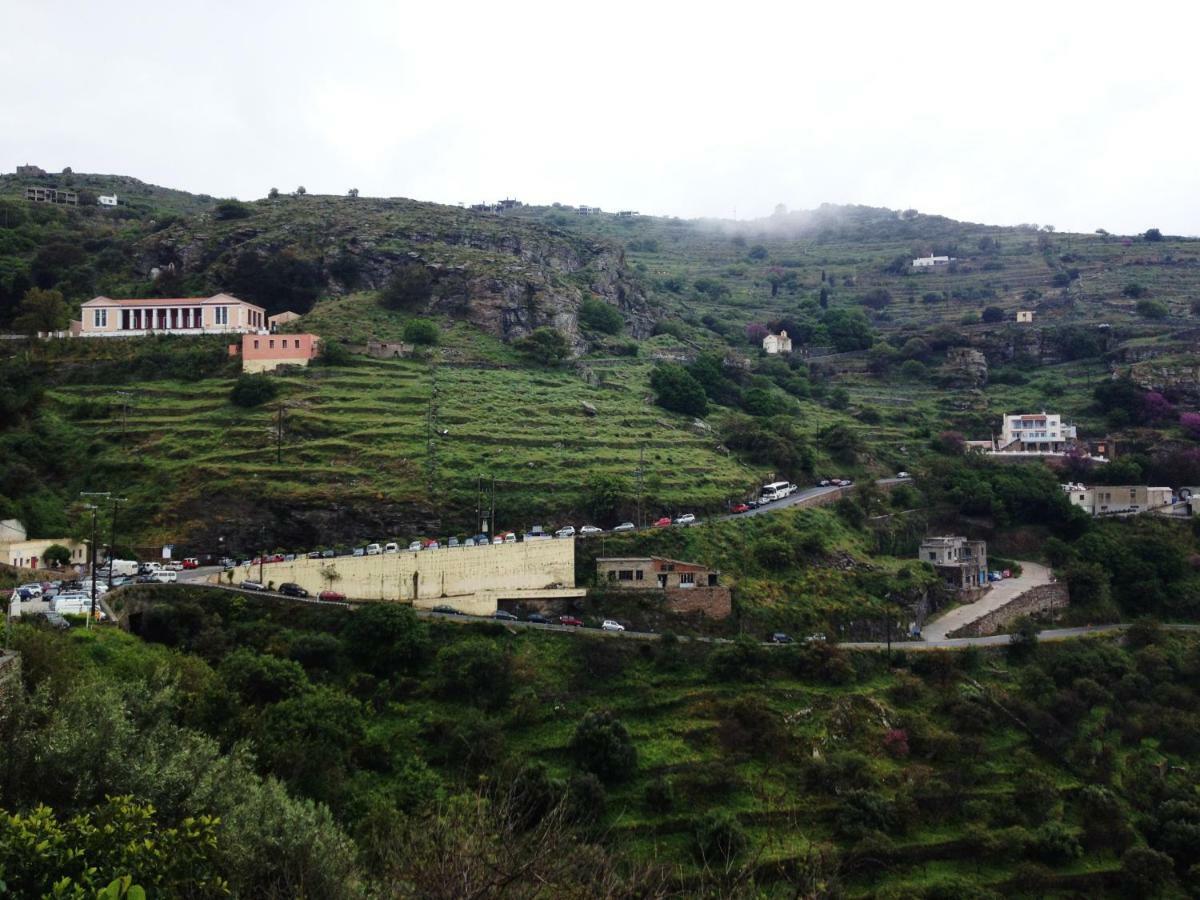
[731,503,750,514]
[652,517,672,527]
[558,615,583,627]
[271,554,285,563]
[182,558,199,570]
[319,590,347,602]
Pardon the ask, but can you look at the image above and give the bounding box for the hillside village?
[4,165,1200,897]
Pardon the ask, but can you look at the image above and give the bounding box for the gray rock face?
[942,347,989,387]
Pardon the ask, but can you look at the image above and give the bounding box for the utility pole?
[490,476,496,540]
[276,404,284,465]
[635,446,645,529]
[105,496,127,590]
[116,391,132,444]
[80,492,110,628]
[259,526,266,585]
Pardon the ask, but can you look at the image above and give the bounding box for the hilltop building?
[595,556,730,618]
[1016,310,1034,323]
[1062,483,1174,516]
[0,519,88,571]
[998,412,1076,453]
[98,194,118,207]
[919,536,988,591]
[230,333,321,373]
[78,294,266,336]
[912,253,954,268]
[762,330,792,354]
[16,164,47,176]
[25,186,77,206]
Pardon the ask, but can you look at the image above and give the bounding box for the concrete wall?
[224,539,577,615]
[948,582,1069,638]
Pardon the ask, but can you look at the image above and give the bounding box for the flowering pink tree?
[1141,391,1175,424]
[1180,412,1200,440]
[883,729,909,758]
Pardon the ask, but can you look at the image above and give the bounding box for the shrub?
[578,298,623,335]
[316,340,353,367]
[649,364,708,417]
[1120,846,1174,897]
[514,327,571,366]
[1122,282,1148,298]
[379,264,433,310]
[214,200,251,220]
[569,709,636,783]
[41,543,72,567]
[229,373,277,407]
[402,318,439,345]
[1137,299,1169,319]
[651,319,688,340]
[434,638,513,709]
[693,810,748,866]
[981,306,1005,323]
[341,604,429,676]
[1143,228,1163,242]
[644,777,675,813]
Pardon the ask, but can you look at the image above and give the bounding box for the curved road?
[919,561,1053,642]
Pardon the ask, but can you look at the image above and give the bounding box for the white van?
[108,560,139,578]
[384,542,399,553]
[152,570,177,583]
[365,543,382,556]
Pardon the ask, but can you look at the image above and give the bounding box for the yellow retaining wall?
[224,539,578,615]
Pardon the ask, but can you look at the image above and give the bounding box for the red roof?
[82,293,263,311]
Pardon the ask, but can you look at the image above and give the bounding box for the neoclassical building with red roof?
[78,293,266,335]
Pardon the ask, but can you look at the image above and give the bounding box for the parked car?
[152,570,177,583]
[612,522,636,532]
[307,551,322,559]
[318,589,347,602]
[771,632,795,644]
[322,549,336,558]
[31,610,70,630]
[422,539,440,550]
[579,525,603,536]
[1002,569,1011,579]
[558,615,584,627]
[652,517,672,527]
[526,613,551,624]
[819,479,831,487]
[989,571,1002,582]
[165,561,184,571]
[17,583,42,599]
[282,554,296,563]
[182,558,199,569]
[279,582,309,598]
[673,513,696,525]
[135,574,158,584]
[385,542,400,553]
[352,547,365,557]
[554,525,576,538]
[731,503,750,514]
[431,604,462,615]
[601,619,625,632]
[447,536,460,548]
[365,543,382,556]
[896,471,911,479]
[492,610,519,621]
[240,580,265,591]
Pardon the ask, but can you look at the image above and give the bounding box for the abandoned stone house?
[919,536,988,591]
[595,556,730,618]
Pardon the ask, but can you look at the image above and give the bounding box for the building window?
[214,306,228,326]
[680,572,695,585]
[93,309,107,328]
[269,339,275,349]
[618,570,633,581]
[253,340,260,349]
[607,571,617,581]
[635,570,643,581]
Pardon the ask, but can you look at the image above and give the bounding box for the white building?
[998,412,1077,453]
[1062,483,1174,516]
[762,330,792,355]
[912,254,954,268]
[1016,310,1034,323]
[98,194,118,207]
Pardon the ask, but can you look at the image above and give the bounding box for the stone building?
[762,331,792,355]
[919,536,988,591]
[595,556,731,618]
[25,186,77,205]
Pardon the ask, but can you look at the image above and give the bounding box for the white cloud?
[3,0,1198,233]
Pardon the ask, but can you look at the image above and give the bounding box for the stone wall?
[948,582,1069,638]
[664,585,732,619]
[220,539,579,616]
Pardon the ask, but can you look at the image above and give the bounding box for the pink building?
[79,293,266,336]
[230,333,321,372]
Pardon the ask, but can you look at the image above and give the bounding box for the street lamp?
[79,492,110,628]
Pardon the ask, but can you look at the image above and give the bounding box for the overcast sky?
[4,1,1198,234]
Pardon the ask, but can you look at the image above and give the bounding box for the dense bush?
[434,638,513,709]
[229,372,278,407]
[402,318,440,345]
[514,327,571,366]
[650,364,708,417]
[569,710,637,783]
[578,298,623,335]
[379,264,434,311]
[693,810,748,866]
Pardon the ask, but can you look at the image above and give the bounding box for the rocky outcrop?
[135,196,657,349]
[1130,358,1200,402]
[941,347,988,386]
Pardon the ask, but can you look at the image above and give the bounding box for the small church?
[762,330,792,354]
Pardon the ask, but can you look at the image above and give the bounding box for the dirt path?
[920,561,1053,642]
